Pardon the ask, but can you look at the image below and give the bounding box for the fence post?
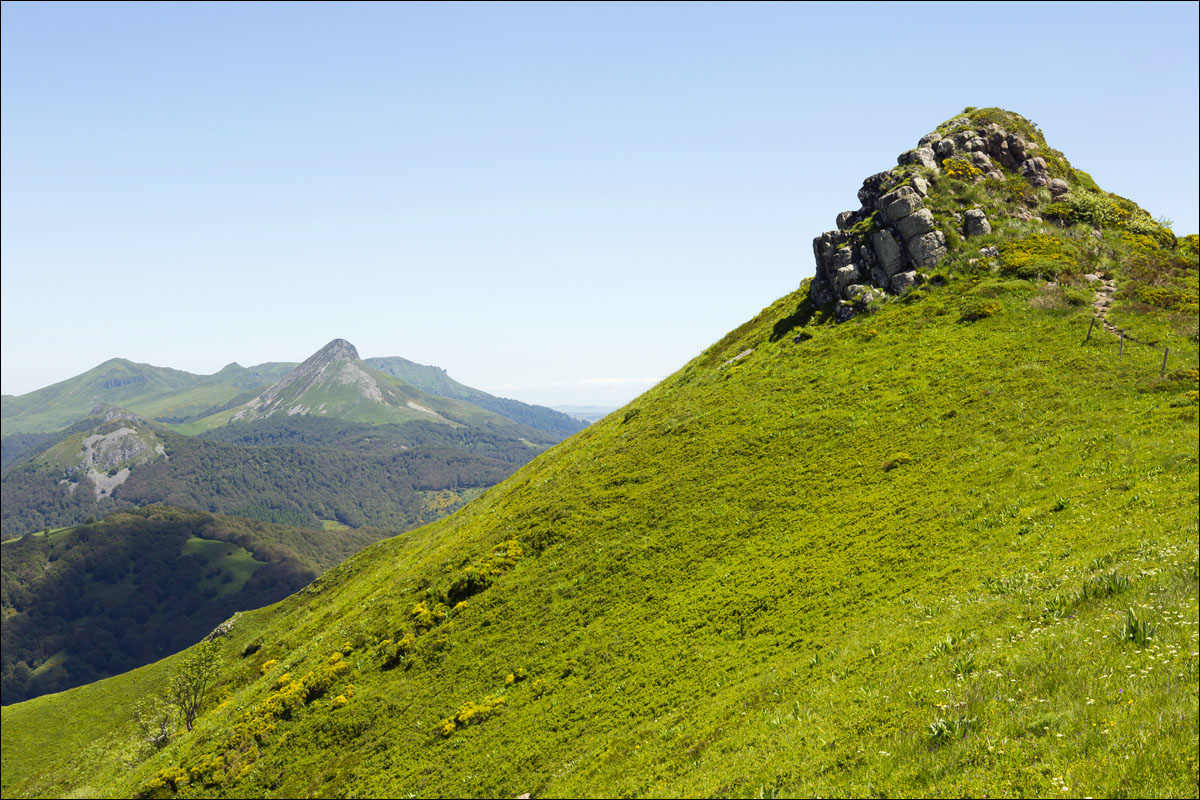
[1085,317,1095,343]
[1161,347,1169,376]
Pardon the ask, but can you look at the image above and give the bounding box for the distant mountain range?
[2,340,585,440]
[0,340,589,536]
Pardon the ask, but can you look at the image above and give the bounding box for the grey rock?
[1049,178,1070,197]
[985,170,1003,181]
[964,208,992,237]
[897,208,935,240]
[1019,156,1049,186]
[810,277,837,307]
[889,270,919,293]
[934,138,958,160]
[899,147,938,170]
[967,151,993,169]
[832,246,854,268]
[833,264,860,295]
[870,229,905,276]
[879,186,923,222]
[946,116,970,128]
[979,246,999,258]
[907,230,947,269]
[834,300,860,323]
[911,175,931,196]
[1008,135,1028,163]
[205,613,240,642]
[836,210,857,230]
[962,136,988,153]
[918,132,942,146]
[858,172,893,207]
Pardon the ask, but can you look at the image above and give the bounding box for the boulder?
[897,208,935,240]
[834,300,860,323]
[889,270,919,293]
[964,208,991,237]
[918,132,942,146]
[833,264,860,295]
[810,277,837,307]
[879,187,924,222]
[858,172,893,206]
[1008,135,1028,163]
[1019,156,1049,186]
[870,229,905,276]
[899,147,938,170]
[961,136,988,153]
[907,230,947,269]
[967,151,993,170]
[836,210,857,230]
[934,138,958,160]
[911,175,931,196]
[1049,178,1070,197]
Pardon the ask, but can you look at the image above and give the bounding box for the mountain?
[365,356,587,438]
[1,407,527,537]
[3,347,585,443]
[0,359,295,437]
[0,506,393,705]
[153,339,564,447]
[2,109,1196,799]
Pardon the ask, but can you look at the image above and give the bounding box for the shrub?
[959,299,1002,322]
[943,157,982,181]
[882,453,912,472]
[438,694,506,737]
[998,234,1078,280]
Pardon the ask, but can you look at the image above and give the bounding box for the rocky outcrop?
[809,110,1052,319]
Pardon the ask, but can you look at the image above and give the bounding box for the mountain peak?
[314,338,360,363]
[806,106,1177,322]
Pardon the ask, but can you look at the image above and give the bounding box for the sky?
[3,1,1198,406]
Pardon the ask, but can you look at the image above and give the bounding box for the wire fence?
[1082,315,1200,375]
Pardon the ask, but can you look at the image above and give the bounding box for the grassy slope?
[3,276,1196,798]
[1,361,296,437]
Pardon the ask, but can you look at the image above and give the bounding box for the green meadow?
[3,266,1195,798]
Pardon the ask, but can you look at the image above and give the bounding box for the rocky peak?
[311,338,360,364]
[87,404,147,425]
[809,108,1068,321]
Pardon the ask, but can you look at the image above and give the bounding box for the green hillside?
[0,507,392,705]
[1,414,530,536]
[2,109,1196,799]
[0,361,294,437]
[365,356,586,439]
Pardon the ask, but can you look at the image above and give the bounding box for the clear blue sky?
[3,1,1197,405]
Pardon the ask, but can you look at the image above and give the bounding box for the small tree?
[167,640,221,732]
[132,694,177,749]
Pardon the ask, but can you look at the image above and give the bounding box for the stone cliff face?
[810,110,1068,321]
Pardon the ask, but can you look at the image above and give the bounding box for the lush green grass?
[182,538,266,598]
[2,270,1195,798]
